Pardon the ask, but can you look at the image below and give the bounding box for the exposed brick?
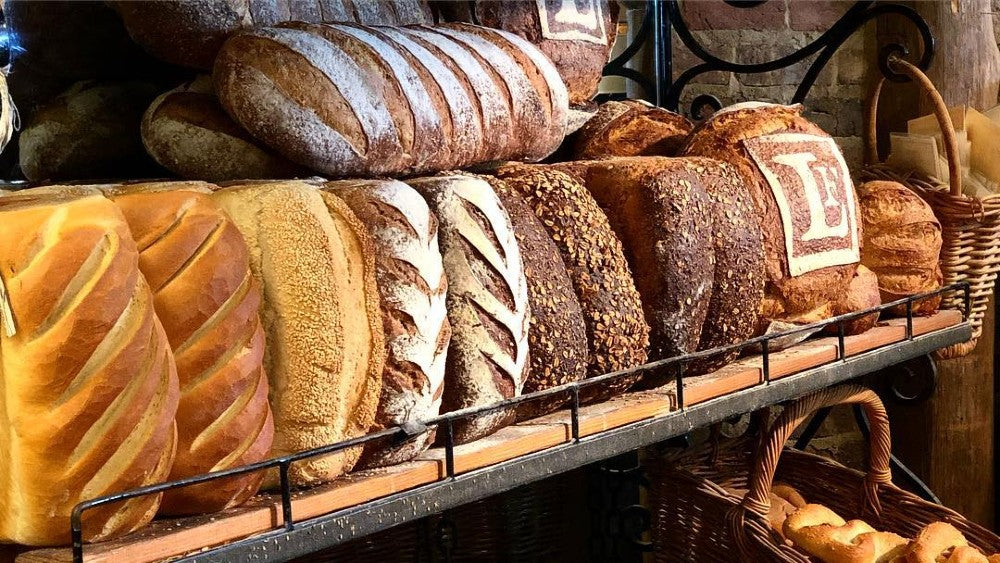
[833,33,871,86]
[680,0,787,31]
[671,30,733,85]
[789,0,855,31]
[804,97,863,137]
[732,30,819,86]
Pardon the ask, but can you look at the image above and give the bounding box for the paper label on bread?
[744,132,860,277]
[537,0,608,44]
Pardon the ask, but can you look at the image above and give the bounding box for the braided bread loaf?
[783,504,908,563]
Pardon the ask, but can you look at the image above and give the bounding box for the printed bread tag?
[0,274,15,337]
[537,0,607,45]
[744,133,860,277]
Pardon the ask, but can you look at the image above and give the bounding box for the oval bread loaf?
[326,179,450,468]
[108,183,274,515]
[406,175,529,444]
[823,264,881,336]
[212,181,385,485]
[574,100,694,159]
[0,188,179,545]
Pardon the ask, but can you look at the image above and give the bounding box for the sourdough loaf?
[325,180,450,468]
[108,183,273,515]
[488,177,587,420]
[682,103,861,333]
[0,188,179,545]
[823,265,881,335]
[406,175,529,444]
[213,182,384,485]
[142,77,304,181]
[858,180,942,316]
[111,0,433,69]
[574,100,694,159]
[495,166,649,396]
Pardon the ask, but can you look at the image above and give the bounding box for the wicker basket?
[650,384,1000,562]
[860,56,1000,358]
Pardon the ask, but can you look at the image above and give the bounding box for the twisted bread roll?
[906,522,971,563]
[768,483,808,539]
[784,504,908,563]
[946,546,990,563]
[0,188,179,545]
[108,183,273,515]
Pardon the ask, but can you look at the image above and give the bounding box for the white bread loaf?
[407,175,529,444]
[107,182,273,516]
[325,180,450,468]
[0,188,179,546]
[213,182,384,485]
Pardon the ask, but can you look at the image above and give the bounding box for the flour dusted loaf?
[213,182,384,485]
[325,180,450,468]
[858,180,942,316]
[574,100,694,159]
[0,188,179,545]
[112,0,433,69]
[407,175,529,444]
[495,166,648,395]
[142,77,304,181]
[108,183,273,515]
[213,22,568,178]
[683,103,861,333]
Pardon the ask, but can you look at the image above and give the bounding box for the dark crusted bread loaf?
[574,100,694,159]
[488,177,587,420]
[495,166,649,397]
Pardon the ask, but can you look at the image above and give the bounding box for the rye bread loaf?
[212,182,385,485]
[573,100,694,159]
[488,177,587,420]
[495,166,649,396]
[325,179,450,468]
[406,175,529,444]
[0,188,179,545]
[823,265,881,336]
[682,103,861,333]
[142,77,304,181]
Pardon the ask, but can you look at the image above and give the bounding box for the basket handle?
[865,56,963,196]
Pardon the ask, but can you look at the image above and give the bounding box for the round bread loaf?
[682,103,861,334]
[858,180,942,316]
[574,100,693,159]
[823,265,881,335]
[489,177,587,420]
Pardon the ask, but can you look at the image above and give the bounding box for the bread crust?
[574,100,693,159]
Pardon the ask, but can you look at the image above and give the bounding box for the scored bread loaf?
[487,176,587,420]
[213,182,384,485]
[406,175,529,444]
[495,166,649,396]
[574,100,694,159]
[325,179,450,468]
[107,183,273,515]
[823,265,881,336]
[142,76,305,181]
[0,188,179,545]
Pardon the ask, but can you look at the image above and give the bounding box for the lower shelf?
[19,310,968,563]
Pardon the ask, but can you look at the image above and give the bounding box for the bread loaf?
[142,77,305,181]
[495,166,648,395]
[406,175,529,444]
[906,522,971,563]
[213,182,384,485]
[111,0,433,69]
[823,265,880,336]
[488,177,587,420]
[574,100,694,159]
[783,504,908,563]
[683,103,861,333]
[107,183,273,515]
[858,180,942,316]
[212,23,568,178]
[0,188,179,545]
[325,180,450,468]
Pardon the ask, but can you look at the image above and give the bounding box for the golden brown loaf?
[683,103,861,334]
[574,100,694,159]
[406,175,529,444]
[823,265,881,336]
[213,181,384,485]
[142,77,304,181]
[783,504,908,563]
[0,188,179,545]
[495,166,648,397]
[325,180,450,468]
[858,180,942,316]
[905,522,971,563]
[108,183,274,515]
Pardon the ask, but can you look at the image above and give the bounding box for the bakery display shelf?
[15,285,968,563]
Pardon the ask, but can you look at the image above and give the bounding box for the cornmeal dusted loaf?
[495,166,648,396]
[142,77,305,181]
[407,175,529,444]
[325,179,450,468]
[0,188,179,545]
[213,182,384,485]
[488,177,587,420]
[107,182,273,516]
[574,100,694,159]
[823,265,881,336]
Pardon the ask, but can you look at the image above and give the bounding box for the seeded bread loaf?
[574,100,694,159]
[325,179,450,468]
[0,188,179,545]
[407,175,529,444]
[213,182,385,485]
[108,183,274,515]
